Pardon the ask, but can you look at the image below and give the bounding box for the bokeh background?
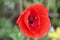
[0,0,60,40]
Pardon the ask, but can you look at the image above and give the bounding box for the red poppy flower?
[16,4,51,38]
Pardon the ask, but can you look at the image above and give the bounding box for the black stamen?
[28,16,35,24]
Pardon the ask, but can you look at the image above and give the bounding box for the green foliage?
[49,6,57,13]
[1,18,12,29]
[52,18,59,27]
[0,0,4,15]
[48,0,55,8]
[14,26,19,39]
[5,0,20,3]
[57,0,60,7]
[0,18,13,38]
[33,0,41,3]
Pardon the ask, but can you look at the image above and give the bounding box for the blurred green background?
[0,0,60,40]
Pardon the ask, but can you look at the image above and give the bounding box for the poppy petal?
[29,4,48,16]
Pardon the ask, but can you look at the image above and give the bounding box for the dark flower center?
[28,16,35,24]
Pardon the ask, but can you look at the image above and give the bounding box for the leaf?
[13,25,19,39]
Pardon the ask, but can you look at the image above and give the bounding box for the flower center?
[28,16,36,24]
